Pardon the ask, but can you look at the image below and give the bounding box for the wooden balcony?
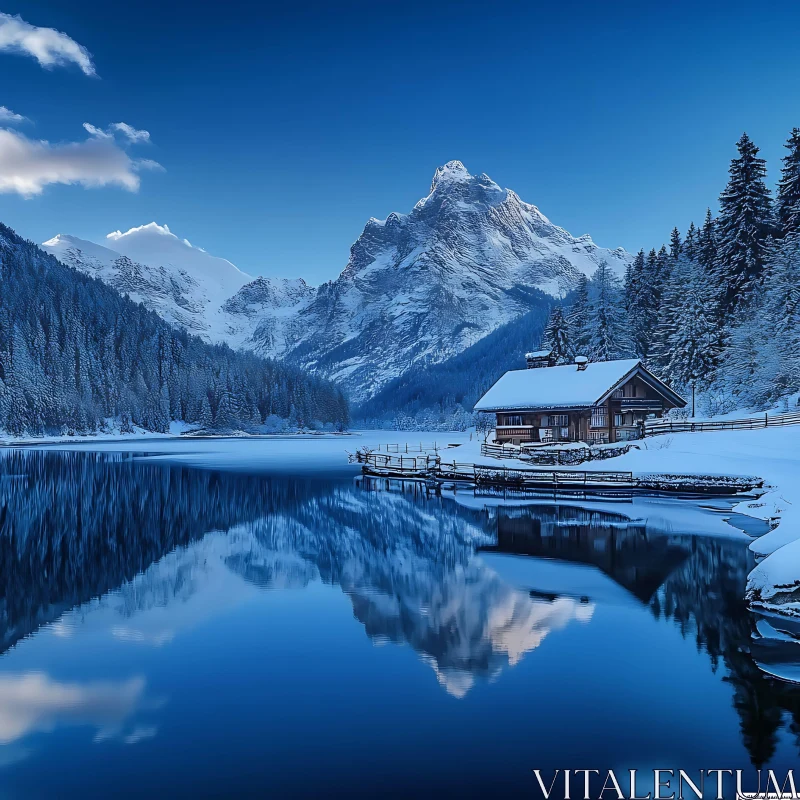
[495,426,535,439]
[614,399,663,411]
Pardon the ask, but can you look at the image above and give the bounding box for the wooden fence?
[644,410,800,436]
[372,442,443,453]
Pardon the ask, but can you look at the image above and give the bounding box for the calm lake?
[0,438,799,798]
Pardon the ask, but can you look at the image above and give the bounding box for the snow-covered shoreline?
[459,427,800,618]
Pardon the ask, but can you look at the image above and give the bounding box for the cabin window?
[613,388,624,399]
[590,408,607,428]
[614,413,623,427]
[504,414,522,426]
[550,414,568,427]
[560,427,570,439]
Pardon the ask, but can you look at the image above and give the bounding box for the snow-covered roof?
[525,350,552,359]
[474,358,684,411]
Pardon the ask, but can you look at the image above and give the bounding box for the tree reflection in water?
[0,450,799,765]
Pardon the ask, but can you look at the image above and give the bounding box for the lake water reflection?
[0,448,799,797]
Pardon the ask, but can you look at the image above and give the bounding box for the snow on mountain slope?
[106,222,252,303]
[42,162,631,402]
[42,224,313,349]
[269,160,632,400]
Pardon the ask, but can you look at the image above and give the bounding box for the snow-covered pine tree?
[656,244,671,288]
[684,222,698,260]
[717,290,770,408]
[777,127,800,237]
[663,256,718,388]
[670,227,682,261]
[567,274,591,356]
[751,233,800,401]
[698,208,718,271]
[715,133,775,318]
[541,304,571,363]
[641,245,675,367]
[586,261,633,362]
[624,249,653,361]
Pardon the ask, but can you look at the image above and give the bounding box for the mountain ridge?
[43,161,632,402]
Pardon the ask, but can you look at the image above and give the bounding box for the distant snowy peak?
[42,225,308,349]
[104,222,253,299]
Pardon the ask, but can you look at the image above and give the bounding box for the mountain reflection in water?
[1,449,800,783]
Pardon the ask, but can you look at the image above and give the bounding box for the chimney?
[525,349,555,369]
[575,356,589,371]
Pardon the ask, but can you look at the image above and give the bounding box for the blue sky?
[2,0,800,283]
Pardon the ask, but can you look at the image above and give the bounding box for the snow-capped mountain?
[42,223,314,352]
[43,162,631,401]
[271,161,631,399]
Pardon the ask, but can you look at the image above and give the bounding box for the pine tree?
[625,249,652,360]
[656,244,671,287]
[585,261,632,361]
[670,227,682,261]
[663,256,718,388]
[541,305,571,363]
[777,127,800,237]
[684,222,698,260]
[698,208,718,272]
[752,234,800,401]
[567,274,591,356]
[715,133,774,317]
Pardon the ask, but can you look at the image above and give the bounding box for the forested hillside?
[0,224,349,436]
[355,298,552,428]
[535,129,800,416]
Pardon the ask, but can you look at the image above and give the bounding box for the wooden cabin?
[474,354,686,445]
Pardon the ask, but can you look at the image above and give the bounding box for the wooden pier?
[349,451,763,497]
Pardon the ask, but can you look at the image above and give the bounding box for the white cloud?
[110,122,150,144]
[0,12,95,76]
[82,122,112,140]
[0,105,27,124]
[0,126,163,197]
[83,121,151,144]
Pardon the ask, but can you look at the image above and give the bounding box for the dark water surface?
[1,448,800,798]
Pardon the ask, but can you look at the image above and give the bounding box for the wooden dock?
[349,451,763,497]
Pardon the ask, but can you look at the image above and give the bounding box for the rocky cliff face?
[44,162,630,401]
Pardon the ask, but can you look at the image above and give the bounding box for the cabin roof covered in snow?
[524,349,552,359]
[473,358,686,411]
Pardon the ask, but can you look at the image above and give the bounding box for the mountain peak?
[101,222,253,289]
[430,160,471,192]
[106,222,192,251]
